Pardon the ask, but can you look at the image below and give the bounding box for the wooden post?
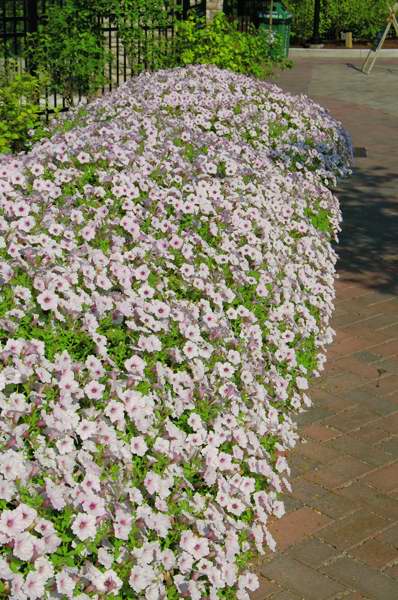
[362,3,398,74]
[345,32,353,48]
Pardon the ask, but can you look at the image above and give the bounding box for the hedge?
[0,65,351,599]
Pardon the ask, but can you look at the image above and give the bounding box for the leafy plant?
[115,0,180,74]
[175,12,290,78]
[0,63,46,154]
[27,0,110,106]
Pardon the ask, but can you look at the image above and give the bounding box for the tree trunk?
[312,0,321,43]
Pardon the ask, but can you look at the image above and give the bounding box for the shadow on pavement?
[335,163,398,295]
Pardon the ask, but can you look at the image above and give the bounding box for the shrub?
[0,65,351,598]
[175,12,289,78]
[115,0,179,74]
[285,0,387,41]
[26,0,110,106]
[0,65,46,155]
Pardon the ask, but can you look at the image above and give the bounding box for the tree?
[312,0,321,42]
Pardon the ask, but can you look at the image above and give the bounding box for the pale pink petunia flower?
[71,513,97,541]
[37,290,58,311]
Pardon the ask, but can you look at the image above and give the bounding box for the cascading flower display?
[0,65,351,599]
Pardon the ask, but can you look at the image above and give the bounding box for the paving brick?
[283,495,304,513]
[294,440,342,465]
[376,523,398,546]
[361,314,398,331]
[364,340,398,359]
[351,393,398,417]
[321,557,398,599]
[269,591,302,600]
[336,356,391,381]
[321,407,379,433]
[353,350,386,364]
[301,423,341,442]
[384,564,398,579]
[290,477,329,502]
[296,406,335,426]
[288,538,339,568]
[349,538,398,568]
[330,336,373,358]
[320,372,366,394]
[380,412,398,434]
[377,436,398,458]
[249,576,281,599]
[325,435,393,467]
[351,421,391,445]
[362,462,398,493]
[289,454,320,479]
[304,456,371,489]
[336,481,398,521]
[306,491,357,520]
[269,507,331,551]
[343,382,397,416]
[260,556,347,599]
[317,510,390,551]
[376,357,398,376]
[341,593,371,600]
[371,375,398,396]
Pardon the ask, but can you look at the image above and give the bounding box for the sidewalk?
[253,59,398,599]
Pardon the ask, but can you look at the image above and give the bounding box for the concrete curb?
[289,48,398,58]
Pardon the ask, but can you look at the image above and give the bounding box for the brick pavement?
[251,60,398,599]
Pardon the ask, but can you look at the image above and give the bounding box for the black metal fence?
[1,0,206,110]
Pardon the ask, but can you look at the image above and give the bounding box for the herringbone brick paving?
[251,59,398,599]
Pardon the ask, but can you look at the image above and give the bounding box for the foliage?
[0,65,351,598]
[115,0,180,73]
[26,0,110,106]
[285,0,387,41]
[175,12,289,78]
[0,64,46,154]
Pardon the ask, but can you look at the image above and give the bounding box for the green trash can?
[258,2,292,58]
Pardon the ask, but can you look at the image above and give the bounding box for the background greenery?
[284,0,388,42]
[1,1,291,155]
[0,64,47,154]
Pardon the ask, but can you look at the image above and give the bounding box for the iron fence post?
[26,0,38,73]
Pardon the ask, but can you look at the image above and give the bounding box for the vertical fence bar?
[115,15,120,87]
[1,0,202,115]
[26,0,38,73]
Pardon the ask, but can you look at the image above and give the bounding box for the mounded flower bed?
[0,66,351,599]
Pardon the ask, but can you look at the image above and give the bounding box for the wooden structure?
[362,3,398,74]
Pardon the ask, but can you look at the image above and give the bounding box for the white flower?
[13,532,35,561]
[180,531,210,560]
[23,572,45,599]
[130,435,148,456]
[296,376,309,390]
[183,341,200,359]
[129,565,155,593]
[55,569,76,598]
[71,513,97,541]
[37,290,58,311]
[96,569,123,594]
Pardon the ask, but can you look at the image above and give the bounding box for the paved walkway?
[252,59,398,599]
